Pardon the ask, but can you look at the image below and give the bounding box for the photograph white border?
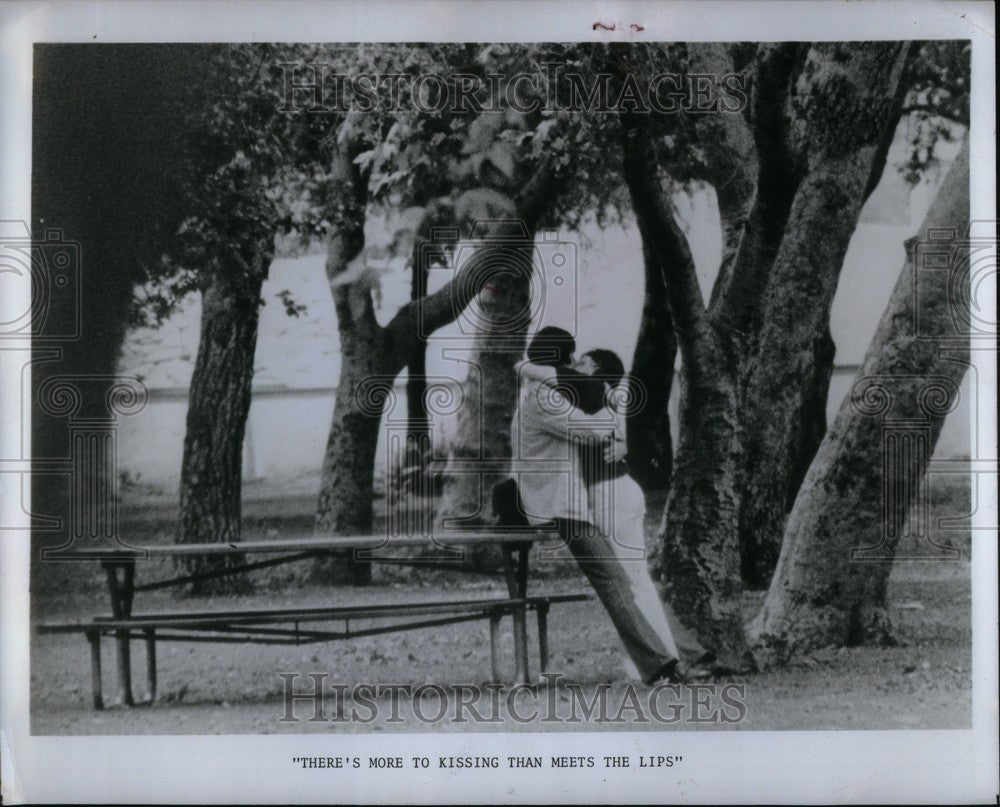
[1,1,996,803]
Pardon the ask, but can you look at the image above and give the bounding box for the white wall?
[115,126,970,498]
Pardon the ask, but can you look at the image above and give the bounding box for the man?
[510,326,686,684]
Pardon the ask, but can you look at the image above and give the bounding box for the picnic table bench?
[36,531,591,709]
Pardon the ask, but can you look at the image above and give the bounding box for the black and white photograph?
[1,0,996,803]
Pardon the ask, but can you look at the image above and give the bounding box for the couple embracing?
[508,326,713,685]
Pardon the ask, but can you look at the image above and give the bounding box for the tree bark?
[314,146,485,583]
[433,225,534,552]
[31,47,199,559]
[749,138,969,664]
[621,116,750,670]
[626,241,677,492]
[684,43,758,310]
[784,325,836,515]
[402,198,456,477]
[710,42,808,335]
[734,42,911,588]
[432,166,561,563]
[178,242,272,592]
[313,139,380,584]
[313,279,386,584]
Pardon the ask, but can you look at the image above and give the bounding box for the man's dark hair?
[527,326,576,367]
[582,349,626,388]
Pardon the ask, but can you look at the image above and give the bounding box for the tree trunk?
[178,245,272,593]
[621,116,750,670]
[313,282,387,585]
[626,242,677,492]
[735,42,911,588]
[31,47,198,560]
[749,138,969,665]
[658,360,748,669]
[403,237,432,469]
[709,42,807,333]
[432,168,560,563]
[313,151,485,583]
[434,230,534,563]
[401,198,457,489]
[784,326,836,515]
[313,140,377,585]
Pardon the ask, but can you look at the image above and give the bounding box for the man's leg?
[556,518,677,684]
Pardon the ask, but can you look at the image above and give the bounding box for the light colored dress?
[588,385,682,674]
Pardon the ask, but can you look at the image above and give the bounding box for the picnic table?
[36,531,591,709]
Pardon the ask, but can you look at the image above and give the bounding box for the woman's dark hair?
[527,326,576,367]
[582,349,626,387]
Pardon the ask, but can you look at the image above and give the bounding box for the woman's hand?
[517,360,560,386]
[604,437,628,463]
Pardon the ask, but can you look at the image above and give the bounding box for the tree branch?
[710,42,808,335]
[515,159,559,231]
[620,115,709,366]
[382,233,484,371]
[324,135,378,338]
[863,51,916,203]
[683,44,759,309]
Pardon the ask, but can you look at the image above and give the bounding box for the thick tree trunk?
[314,150,484,583]
[621,116,750,670]
[658,361,747,668]
[710,42,808,334]
[31,47,197,557]
[313,281,387,585]
[433,168,559,562]
[313,138,378,584]
[684,43,759,312]
[784,326,836,514]
[178,246,271,593]
[749,138,969,665]
[626,242,677,492]
[734,42,910,588]
[434,231,534,558]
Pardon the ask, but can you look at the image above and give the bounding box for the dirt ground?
[28,478,973,734]
[29,562,971,734]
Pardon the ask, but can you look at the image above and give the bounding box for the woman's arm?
[517,360,603,414]
[516,360,559,384]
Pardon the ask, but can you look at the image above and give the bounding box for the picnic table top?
[48,530,562,559]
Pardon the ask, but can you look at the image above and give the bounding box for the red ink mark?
[630,23,645,32]
[592,21,616,31]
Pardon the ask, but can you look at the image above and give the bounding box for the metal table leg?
[85,629,104,710]
[144,628,157,704]
[489,613,502,682]
[536,601,550,674]
[501,543,531,684]
[102,558,135,706]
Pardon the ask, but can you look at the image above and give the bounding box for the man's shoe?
[650,659,687,685]
[684,664,714,681]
